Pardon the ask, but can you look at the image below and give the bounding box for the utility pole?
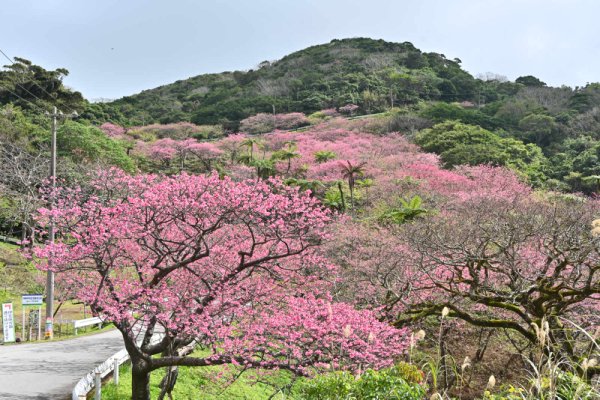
[45,106,58,339]
[45,106,77,339]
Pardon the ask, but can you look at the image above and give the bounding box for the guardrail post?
[113,358,119,386]
[94,371,101,400]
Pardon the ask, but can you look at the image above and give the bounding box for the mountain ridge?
[86,37,485,128]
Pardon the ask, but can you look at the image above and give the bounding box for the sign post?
[2,303,15,343]
[21,294,44,341]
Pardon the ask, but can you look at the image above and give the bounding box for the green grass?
[103,351,301,399]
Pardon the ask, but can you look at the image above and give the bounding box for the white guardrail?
[72,348,129,400]
[71,331,168,400]
[73,317,104,335]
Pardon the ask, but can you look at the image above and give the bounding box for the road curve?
[0,329,124,400]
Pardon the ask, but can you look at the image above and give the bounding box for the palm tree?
[322,180,346,212]
[273,143,301,173]
[339,160,366,209]
[252,158,275,180]
[314,150,336,163]
[284,178,325,196]
[241,138,263,163]
[378,195,428,224]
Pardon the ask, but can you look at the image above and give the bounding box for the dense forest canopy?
[85,38,482,128]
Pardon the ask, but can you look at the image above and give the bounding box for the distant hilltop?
[88,37,484,129]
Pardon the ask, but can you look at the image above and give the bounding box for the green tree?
[339,160,366,209]
[378,195,428,224]
[517,113,557,147]
[415,121,498,155]
[416,121,547,185]
[516,75,546,87]
[323,181,347,212]
[272,143,300,173]
[314,150,336,163]
[420,102,500,130]
[0,57,86,113]
[57,121,135,171]
[284,178,325,196]
[240,137,263,163]
[251,158,275,179]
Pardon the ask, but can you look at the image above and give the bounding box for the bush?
[299,364,426,400]
[309,109,339,122]
[57,121,135,172]
[482,372,599,400]
[131,122,221,140]
[240,112,310,134]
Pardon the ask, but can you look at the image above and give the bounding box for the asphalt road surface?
[0,329,124,400]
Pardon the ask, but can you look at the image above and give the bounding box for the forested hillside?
[85,38,480,128]
[4,37,600,235]
[79,38,600,193]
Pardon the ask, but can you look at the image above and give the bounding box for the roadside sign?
[2,303,15,343]
[22,294,43,306]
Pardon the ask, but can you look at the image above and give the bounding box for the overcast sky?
[2,0,599,100]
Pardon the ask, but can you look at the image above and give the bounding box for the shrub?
[131,122,214,140]
[240,112,310,134]
[482,372,599,400]
[339,104,359,115]
[299,365,426,400]
[309,109,339,121]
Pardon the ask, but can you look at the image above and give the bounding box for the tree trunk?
[21,222,27,248]
[131,359,152,400]
[337,181,346,212]
[30,222,36,248]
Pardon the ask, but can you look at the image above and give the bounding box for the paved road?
[0,329,124,400]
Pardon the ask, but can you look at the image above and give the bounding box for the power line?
[0,49,56,101]
[0,77,50,109]
[0,48,15,64]
[0,49,52,105]
[0,48,75,114]
[0,83,49,115]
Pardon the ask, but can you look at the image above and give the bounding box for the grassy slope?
[103,351,299,400]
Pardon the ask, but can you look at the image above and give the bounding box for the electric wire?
[0,83,49,115]
[0,48,76,115]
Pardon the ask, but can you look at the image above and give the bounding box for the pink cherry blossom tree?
[217,133,246,165]
[339,104,359,116]
[34,169,408,399]
[240,112,310,134]
[99,122,126,138]
[188,141,224,171]
[330,195,600,372]
[147,138,177,167]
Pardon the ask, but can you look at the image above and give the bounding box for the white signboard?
[2,303,15,343]
[22,294,43,306]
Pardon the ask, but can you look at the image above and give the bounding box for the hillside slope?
[86,38,484,128]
